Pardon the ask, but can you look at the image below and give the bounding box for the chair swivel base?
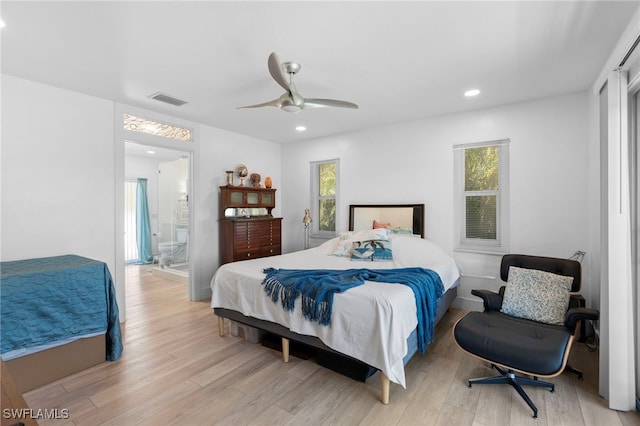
[564,364,583,380]
[468,364,555,418]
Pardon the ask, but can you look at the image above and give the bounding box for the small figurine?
[303,208,313,226]
[250,173,261,188]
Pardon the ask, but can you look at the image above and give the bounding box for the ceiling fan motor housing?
[282,61,301,75]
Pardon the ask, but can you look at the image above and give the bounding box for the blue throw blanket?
[261,267,444,353]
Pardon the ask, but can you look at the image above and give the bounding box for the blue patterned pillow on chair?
[500,266,573,325]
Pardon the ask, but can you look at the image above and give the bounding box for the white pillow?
[500,266,573,325]
[330,229,388,256]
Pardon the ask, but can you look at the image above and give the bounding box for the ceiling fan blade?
[240,53,359,114]
[303,98,359,109]
[237,98,281,109]
[267,52,291,93]
[288,80,305,108]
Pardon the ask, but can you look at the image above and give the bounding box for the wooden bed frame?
[214,203,459,403]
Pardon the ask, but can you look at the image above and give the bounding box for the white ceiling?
[1,1,637,144]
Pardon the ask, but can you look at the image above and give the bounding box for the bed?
[210,204,460,403]
[0,255,123,392]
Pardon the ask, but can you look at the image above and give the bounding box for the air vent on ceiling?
[149,92,187,107]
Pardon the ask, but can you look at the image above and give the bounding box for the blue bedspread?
[262,267,444,353]
[1,255,122,361]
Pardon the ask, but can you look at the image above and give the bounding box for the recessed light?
[296,126,307,132]
[464,89,480,97]
[146,150,156,154]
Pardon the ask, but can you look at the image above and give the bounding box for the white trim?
[453,139,510,254]
[115,104,201,313]
[632,85,640,408]
[309,158,340,238]
[452,139,511,150]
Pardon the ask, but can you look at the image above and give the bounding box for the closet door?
[600,68,637,411]
[632,81,640,408]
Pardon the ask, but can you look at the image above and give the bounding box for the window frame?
[310,158,340,239]
[454,139,510,254]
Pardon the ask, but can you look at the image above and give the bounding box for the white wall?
[0,73,591,313]
[1,75,281,320]
[1,74,116,270]
[117,113,282,303]
[281,92,590,310]
[195,124,281,300]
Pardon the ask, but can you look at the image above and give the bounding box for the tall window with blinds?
[454,140,510,253]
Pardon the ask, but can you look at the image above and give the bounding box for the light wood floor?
[24,265,640,426]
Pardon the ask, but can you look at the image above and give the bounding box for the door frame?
[114,104,198,322]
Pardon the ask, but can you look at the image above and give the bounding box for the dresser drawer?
[259,245,281,257]
[219,217,282,265]
[234,249,261,261]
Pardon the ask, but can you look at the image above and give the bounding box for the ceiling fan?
[238,52,358,113]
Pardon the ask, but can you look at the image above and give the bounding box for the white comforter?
[210,235,460,387]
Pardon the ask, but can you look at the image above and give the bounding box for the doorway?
[124,141,191,284]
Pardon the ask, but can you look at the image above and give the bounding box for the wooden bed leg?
[218,317,225,337]
[282,337,290,363]
[380,373,390,404]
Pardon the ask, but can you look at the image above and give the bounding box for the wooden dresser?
[219,186,282,265]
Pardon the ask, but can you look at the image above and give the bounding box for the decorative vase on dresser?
[219,185,282,265]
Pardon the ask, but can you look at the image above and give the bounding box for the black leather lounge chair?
[453,254,599,418]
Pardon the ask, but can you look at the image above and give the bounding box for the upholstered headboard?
[348,204,425,238]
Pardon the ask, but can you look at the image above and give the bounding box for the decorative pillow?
[330,229,388,257]
[350,239,393,261]
[373,220,391,229]
[387,227,414,236]
[331,239,354,257]
[500,266,573,325]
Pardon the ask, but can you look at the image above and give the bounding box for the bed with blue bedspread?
[1,255,122,390]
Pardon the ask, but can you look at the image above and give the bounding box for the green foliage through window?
[318,163,336,231]
[466,195,497,239]
[465,146,499,191]
[464,146,499,240]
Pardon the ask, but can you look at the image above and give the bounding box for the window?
[454,140,509,253]
[123,114,192,142]
[311,159,339,236]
